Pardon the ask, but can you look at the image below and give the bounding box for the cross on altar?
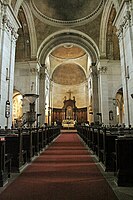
[67,89,72,99]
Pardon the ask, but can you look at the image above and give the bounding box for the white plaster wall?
[99,60,121,125]
[114,0,133,126]
[14,61,40,114]
[52,82,88,109]
[49,54,87,76]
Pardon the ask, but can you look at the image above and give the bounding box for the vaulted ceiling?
[13,0,120,83]
[31,0,103,23]
[51,45,86,59]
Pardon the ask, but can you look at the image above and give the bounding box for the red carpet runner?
[0,133,118,200]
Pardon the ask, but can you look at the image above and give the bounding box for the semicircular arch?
[37,29,100,65]
[99,0,120,57]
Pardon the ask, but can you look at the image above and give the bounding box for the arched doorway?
[114,88,124,126]
[12,90,23,128]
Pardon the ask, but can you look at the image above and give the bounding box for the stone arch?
[14,0,24,15]
[14,0,37,59]
[37,29,100,66]
[12,89,23,127]
[21,1,37,59]
[49,45,88,80]
[99,0,120,57]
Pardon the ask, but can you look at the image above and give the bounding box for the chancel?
[0,0,133,200]
[53,93,87,128]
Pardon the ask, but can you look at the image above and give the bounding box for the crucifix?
[67,89,72,99]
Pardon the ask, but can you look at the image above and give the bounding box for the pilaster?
[98,61,109,125]
[0,1,20,128]
[114,0,133,126]
[39,66,46,126]
[90,65,99,124]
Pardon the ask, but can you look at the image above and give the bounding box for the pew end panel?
[115,137,133,186]
[0,137,10,187]
[22,130,35,162]
[5,133,27,173]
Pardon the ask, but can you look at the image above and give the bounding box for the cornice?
[113,0,131,37]
[1,1,21,40]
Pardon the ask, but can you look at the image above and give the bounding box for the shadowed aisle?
[0,133,118,200]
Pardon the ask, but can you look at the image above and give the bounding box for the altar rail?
[76,125,133,186]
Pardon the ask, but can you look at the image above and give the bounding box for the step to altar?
[61,129,77,133]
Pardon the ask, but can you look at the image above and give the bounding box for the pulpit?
[23,94,39,127]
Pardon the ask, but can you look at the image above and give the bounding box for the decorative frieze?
[2,14,18,40]
[0,0,20,40]
[117,10,131,39]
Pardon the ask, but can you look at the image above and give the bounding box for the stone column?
[48,80,53,125]
[28,61,40,116]
[98,62,109,125]
[85,80,90,122]
[45,72,50,124]
[39,66,46,126]
[114,0,133,126]
[0,1,20,128]
[87,73,93,123]
[91,65,99,123]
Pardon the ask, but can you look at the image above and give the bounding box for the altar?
[62,119,75,128]
[52,90,87,125]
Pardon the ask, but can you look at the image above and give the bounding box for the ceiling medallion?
[30,0,104,27]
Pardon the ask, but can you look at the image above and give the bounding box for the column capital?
[1,2,20,38]
[114,1,131,39]
[98,66,107,75]
[117,10,131,39]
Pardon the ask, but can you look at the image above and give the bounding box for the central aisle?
[0,133,118,200]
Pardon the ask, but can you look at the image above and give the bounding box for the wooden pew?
[32,128,46,155]
[91,128,98,154]
[99,127,133,172]
[88,127,93,149]
[76,125,83,140]
[81,126,88,145]
[115,136,133,186]
[22,129,35,162]
[46,126,60,145]
[76,125,95,149]
[38,127,47,148]
[0,136,11,187]
[32,128,40,155]
[5,129,27,172]
[38,128,44,151]
[97,128,104,161]
[98,128,119,171]
[76,125,117,171]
